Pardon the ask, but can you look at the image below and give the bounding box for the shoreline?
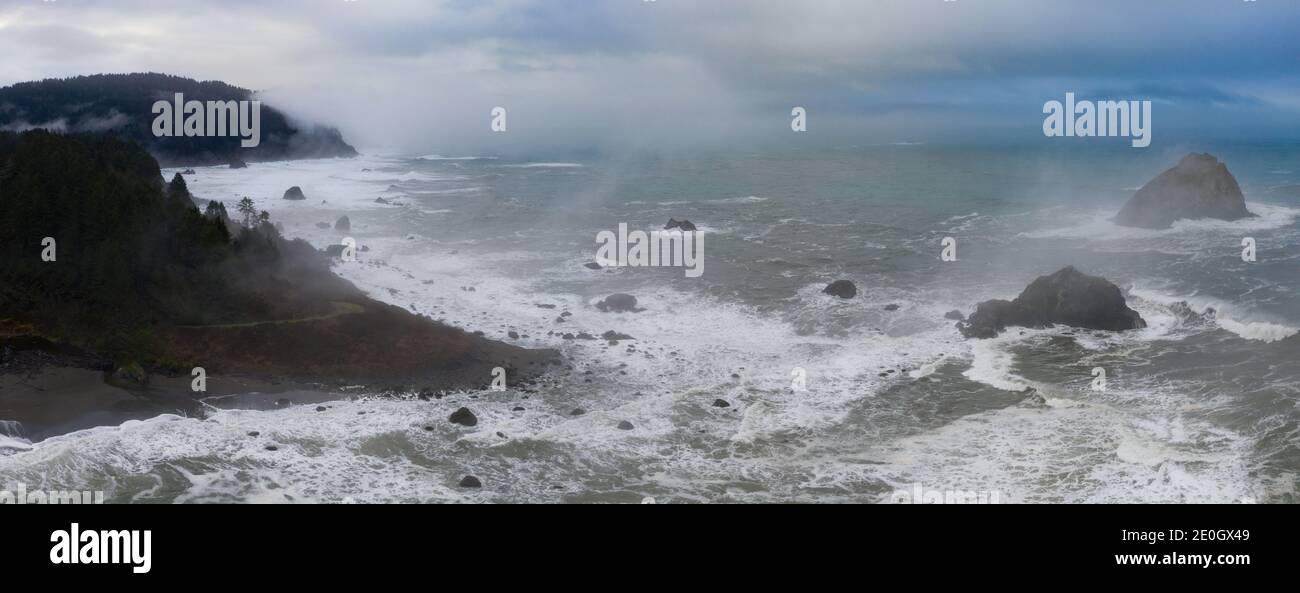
[1,330,559,446]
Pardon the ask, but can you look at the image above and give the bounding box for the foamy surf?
[1129,287,1299,343]
[8,148,1290,504]
[1019,202,1300,241]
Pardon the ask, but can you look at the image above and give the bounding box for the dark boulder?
[448,407,478,427]
[617,420,634,430]
[959,267,1146,339]
[822,280,857,299]
[228,157,248,169]
[944,310,965,321]
[665,218,698,231]
[712,399,731,408]
[1115,153,1255,229]
[458,475,482,488]
[596,293,641,313]
[335,216,351,231]
[283,186,306,200]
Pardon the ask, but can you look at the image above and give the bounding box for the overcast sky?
[1,0,1298,155]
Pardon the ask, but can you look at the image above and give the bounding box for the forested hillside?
[0,73,356,166]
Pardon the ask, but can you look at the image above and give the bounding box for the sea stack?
[1115,153,1254,229]
[959,267,1146,339]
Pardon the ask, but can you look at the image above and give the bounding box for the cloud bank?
[2,0,1297,155]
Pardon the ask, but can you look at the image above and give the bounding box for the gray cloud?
[2,0,1298,152]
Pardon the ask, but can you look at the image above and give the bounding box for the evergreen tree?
[236,197,257,228]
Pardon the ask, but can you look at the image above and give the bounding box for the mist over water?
[3,144,1298,503]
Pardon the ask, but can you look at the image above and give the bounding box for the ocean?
[3,143,1297,503]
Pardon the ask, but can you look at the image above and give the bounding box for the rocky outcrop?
[959,267,1146,339]
[596,294,641,313]
[448,407,478,427]
[665,218,698,231]
[822,280,857,299]
[1115,153,1255,229]
[283,186,306,200]
[335,216,351,231]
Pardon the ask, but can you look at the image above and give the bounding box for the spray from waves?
[963,336,1032,392]
[415,155,498,161]
[1018,202,1300,241]
[706,195,769,205]
[1129,287,1299,343]
[900,315,1265,503]
[865,395,1259,503]
[330,238,966,443]
[501,162,585,168]
[0,420,32,455]
[0,403,489,504]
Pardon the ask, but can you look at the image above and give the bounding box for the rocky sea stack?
[1115,153,1255,229]
[959,267,1146,339]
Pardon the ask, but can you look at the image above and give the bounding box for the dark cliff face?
[0,130,555,387]
[959,266,1146,339]
[0,73,358,167]
[1115,153,1255,229]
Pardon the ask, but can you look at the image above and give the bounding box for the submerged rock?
[944,310,965,321]
[822,280,857,299]
[1115,153,1255,229]
[959,267,1146,339]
